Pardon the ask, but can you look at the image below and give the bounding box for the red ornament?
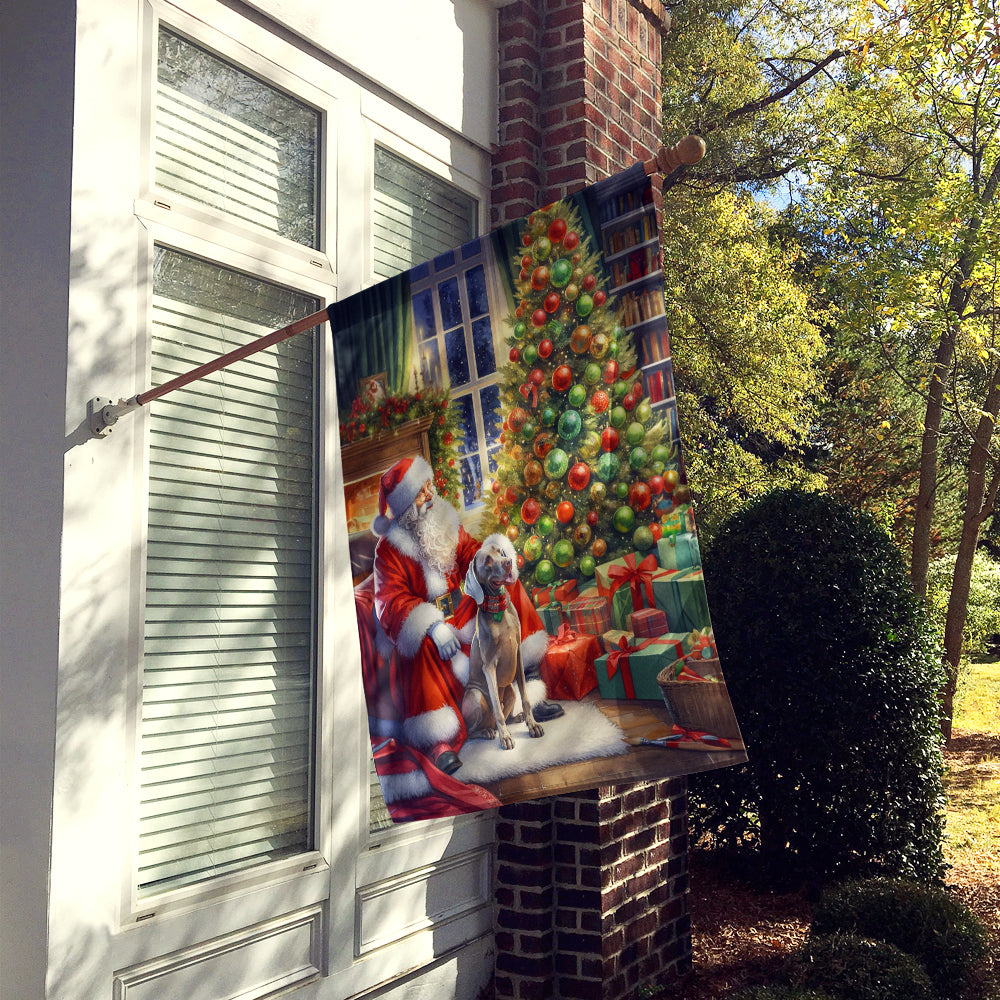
[443,431,454,445]
[650,523,663,541]
[648,474,665,495]
[508,406,528,433]
[538,338,554,359]
[582,273,596,292]
[531,266,550,290]
[504,485,518,505]
[629,482,652,510]
[556,500,575,523]
[602,359,620,384]
[622,393,637,411]
[544,291,561,313]
[533,432,554,459]
[529,367,544,386]
[568,461,591,491]
[548,218,567,243]
[631,380,643,401]
[587,510,599,527]
[601,427,619,452]
[499,511,510,525]
[521,498,541,524]
[532,308,547,328]
[593,290,606,307]
[590,389,610,413]
[563,231,579,251]
[522,234,532,246]
[509,347,520,362]
[552,365,573,392]
[519,269,528,281]
[521,254,532,269]
[517,554,525,570]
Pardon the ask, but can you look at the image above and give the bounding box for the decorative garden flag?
[333,163,746,822]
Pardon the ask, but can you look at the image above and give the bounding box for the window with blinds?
[156,27,320,248]
[367,148,477,833]
[138,248,319,896]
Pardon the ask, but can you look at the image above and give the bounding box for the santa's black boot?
[526,665,564,721]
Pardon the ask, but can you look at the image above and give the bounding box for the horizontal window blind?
[139,247,318,895]
[156,27,320,248]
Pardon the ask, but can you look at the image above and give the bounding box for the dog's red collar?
[480,592,507,619]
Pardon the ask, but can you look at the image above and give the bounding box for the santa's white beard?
[402,495,460,575]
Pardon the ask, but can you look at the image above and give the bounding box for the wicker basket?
[657,669,741,738]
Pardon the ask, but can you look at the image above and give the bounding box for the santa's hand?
[430,622,461,660]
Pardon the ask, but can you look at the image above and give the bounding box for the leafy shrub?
[692,488,947,882]
[927,550,1000,659]
[732,987,838,1000]
[789,933,933,1000]
[811,878,988,999]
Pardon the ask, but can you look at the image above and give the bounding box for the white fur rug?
[452,700,628,785]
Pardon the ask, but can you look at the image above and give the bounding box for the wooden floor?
[479,693,746,805]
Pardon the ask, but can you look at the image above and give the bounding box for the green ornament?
[545,447,569,479]
[523,343,538,364]
[540,406,558,427]
[514,321,527,340]
[651,444,670,465]
[650,460,665,476]
[595,451,620,483]
[579,430,601,459]
[625,421,645,447]
[613,381,629,400]
[583,362,602,385]
[546,319,563,339]
[613,505,636,533]
[635,400,653,424]
[535,559,556,586]
[533,236,552,260]
[633,525,655,551]
[575,293,594,317]
[550,258,573,288]
[615,481,629,499]
[552,539,575,568]
[629,446,648,471]
[579,554,596,577]
[612,325,625,341]
[523,534,543,562]
[521,421,537,440]
[557,410,582,441]
[568,383,587,408]
[538,514,555,536]
[609,406,627,428]
[608,341,620,360]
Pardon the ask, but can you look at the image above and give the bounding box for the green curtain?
[330,271,413,412]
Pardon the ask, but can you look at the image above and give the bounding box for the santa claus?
[370,455,554,776]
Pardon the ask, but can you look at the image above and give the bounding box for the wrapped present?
[595,551,661,630]
[540,623,601,700]
[656,531,701,572]
[538,602,567,635]
[660,503,693,536]
[531,578,578,609]
[628,606,668,637]
[600,628,634,653]
[565,594,612,635]
[594,633,689,700]
[652,568,712,633]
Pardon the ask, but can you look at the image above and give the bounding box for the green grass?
[955,660,1000,735]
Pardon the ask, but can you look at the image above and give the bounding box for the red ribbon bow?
[519,381,538,407]
[606,552,658,611]
[605,634,657,699]
[552,622,580,645]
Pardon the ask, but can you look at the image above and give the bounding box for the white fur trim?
[402,705,461,750]
[383,518,452,599]
[396,600,444,660]
[480,533,519,583]
[379,767,433,804]
[454,616,478,645]
[452,651,470,687]
[525,676,548,706]
[385,455,432,521]
[521,628,549,674]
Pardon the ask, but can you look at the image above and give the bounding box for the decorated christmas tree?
[484,200,678,589]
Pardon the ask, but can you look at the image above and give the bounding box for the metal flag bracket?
[85,138,704,440]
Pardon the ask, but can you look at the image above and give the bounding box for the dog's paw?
[527,721,544,739]
[498,731,515,750]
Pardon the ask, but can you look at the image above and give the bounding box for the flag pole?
[88,138,705,438]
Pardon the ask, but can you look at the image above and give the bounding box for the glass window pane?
[481,382,502,445]
[156,28,319,248]
[465,265,489,317]
[420,340,443,388]
[141,246,318,895]
[411,288,436,341]
[438,276,463,329]
[454,394,477,447]
[444,328,469,386]
[460,452,483,509]
[471,317,496,378]
[461,239,481,260]
[434,250,455,270]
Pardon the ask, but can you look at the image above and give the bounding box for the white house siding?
[0,1,500,998]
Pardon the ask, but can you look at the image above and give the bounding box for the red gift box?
[565,594,612,635]
[531,578,578,609]
[628,606,668,638]
[541,624,601,700]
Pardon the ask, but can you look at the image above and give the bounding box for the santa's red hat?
[371,455,433,536]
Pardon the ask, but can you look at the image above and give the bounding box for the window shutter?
[138,248,318,895]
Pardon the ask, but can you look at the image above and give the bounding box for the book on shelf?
[605,213,657,256]
[618,287,666,327]
[639,330,671,367]
[610,244,661,286]
[642,360,674,405]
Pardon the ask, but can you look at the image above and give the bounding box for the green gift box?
[538,601,568,636]
[594,633,689,700]
[655,567,712,633]
[656,531,701,572]
[594,551,661,631]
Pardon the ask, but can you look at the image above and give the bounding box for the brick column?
[491,3,690,999]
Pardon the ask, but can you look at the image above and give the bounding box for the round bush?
[790,933,934,1000]
[692,488,946,882]
[812,877,988,999]
[733,987,838,1000]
